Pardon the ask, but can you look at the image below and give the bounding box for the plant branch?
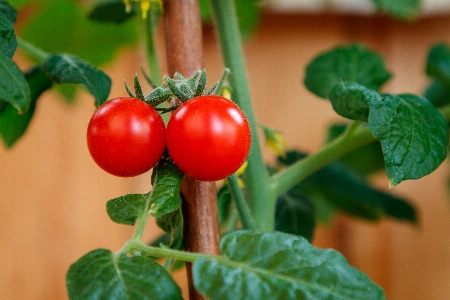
[209,0,273,231]
[227,175,258,230]
[128,241,210,263]
[16,37,48,62]
[130,193,153,242]
[270,122,376,197]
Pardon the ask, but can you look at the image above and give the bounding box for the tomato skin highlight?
[167,95,251,181]
[86,97,166,177]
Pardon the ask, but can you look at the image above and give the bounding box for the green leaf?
[426,43,450,87]
[0,15,15,58]
[66,248,183,300]
[368,94,449,186]
[304,44,391,99]
[106,194,148,226]
[20,0,138,67]
[156,208,183,249]
[88,0,135,24]
[193,231,386,300]
[277,150,417,223]
[149,153,184,218]
[373,0,421,20]
[107,155,184,226]
[275,193,316,241]
[43,53,111,106]
[305,162,417,222]
[0,0,17,23]
[424,80,450,107]
[327,123,385,176]
[0,52,30,113]
[329,82,381,121]
[0,65,52,147]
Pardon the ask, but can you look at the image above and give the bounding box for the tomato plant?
[2,0,450,300]
[167,95,251,181]
[86,97,166,177]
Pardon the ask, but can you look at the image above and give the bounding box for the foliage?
[1,0,448,299]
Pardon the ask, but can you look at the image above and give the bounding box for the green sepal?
[123,80,136,98]
[184,70,202,90]
[194,69,207,97]
[205,81,218,95]
[145,86,173,106]
[133,73,145,100]
[165,77,193,102]
[141,67,156,89]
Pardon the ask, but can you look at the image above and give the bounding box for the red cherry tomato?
[167,95,251,181]
[86,97,166,177]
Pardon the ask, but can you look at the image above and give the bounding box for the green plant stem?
[127,240,211,263]
[271,103,450,197]
[342,119,362,136]
[225,209,239,233]
[227,175,257,230]
[130,193,153,242]
[144,7,161,86]
[210,0,273,231]
[270,122,376,197]
[16,37,48,62]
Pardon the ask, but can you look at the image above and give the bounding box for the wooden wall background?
[1,10,450,300]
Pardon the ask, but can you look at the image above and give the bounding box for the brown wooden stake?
[162,1,221,299]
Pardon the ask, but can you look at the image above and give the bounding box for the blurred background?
[2,0,450,299]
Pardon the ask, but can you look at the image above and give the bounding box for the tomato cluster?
[86,95,251,181]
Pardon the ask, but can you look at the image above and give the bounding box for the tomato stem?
[209,0,273,231]
[130,192,153,243]
[16,37,49,62]
[270,122,376,197]
[227,175,258,230]
[125,240,210,263]
[271,103,450,196]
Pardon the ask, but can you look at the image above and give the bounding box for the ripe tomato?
[167,95,251,181]
[86,97,166,177]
